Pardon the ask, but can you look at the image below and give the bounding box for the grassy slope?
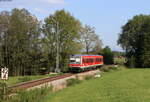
[43,68,150,102]
[0,74,59,86]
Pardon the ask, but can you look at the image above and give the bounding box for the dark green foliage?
[102,46,114,65]
[0,8,42,76]
[128,56,136,68]
[118,14,150,68]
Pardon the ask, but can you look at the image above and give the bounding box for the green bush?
[66,78,81,87]
[109,66,119,71]
[101,66,119,72]
[84,76,93,80]
[101,67,110,72]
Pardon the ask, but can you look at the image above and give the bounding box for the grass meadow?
[43,68,150,102]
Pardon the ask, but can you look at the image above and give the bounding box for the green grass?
[0,73,60,86]
[43,68,150,102]
[3,86,51,102]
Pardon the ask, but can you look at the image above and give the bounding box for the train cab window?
[70,57,81,64]
[75,58,81,64]
[70,60,75,63]
[70,58,75,63]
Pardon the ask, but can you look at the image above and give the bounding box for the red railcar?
[69,55,103,71]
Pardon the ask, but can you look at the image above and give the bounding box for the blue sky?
[0,0,150,51]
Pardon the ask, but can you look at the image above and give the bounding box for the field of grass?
[43,68,150,102]
[0,73,60,86]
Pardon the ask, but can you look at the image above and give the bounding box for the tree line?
[118,14,150,68]
[0,8,103,76]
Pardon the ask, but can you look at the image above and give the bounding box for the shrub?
[101,66,110,72]
[109,66,119,71]
[5,86,51,102]
[0,82,11,101]
[84,76,93,80]
[66,78,81,87]
[101,66,119,72]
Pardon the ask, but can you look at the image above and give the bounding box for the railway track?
[8,69,101,92]
[8,73,73,91]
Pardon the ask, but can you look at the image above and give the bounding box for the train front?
[69,55,82,72]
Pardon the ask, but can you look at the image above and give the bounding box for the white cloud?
[0,0,67,20]
[42,0,66,4]
[0,0,66,8]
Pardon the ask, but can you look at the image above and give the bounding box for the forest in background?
[0,8,105,76]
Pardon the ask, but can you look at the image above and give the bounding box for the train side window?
[86,59,88,63]
[85,59,87,63]
[99,58,101,62]
[83,59,85,63]
[90,58,93,63]
[89,58,91,63]
[96,58,98,62]
[97,58,100,62]
[91,59,93,63]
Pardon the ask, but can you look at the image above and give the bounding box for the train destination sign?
[1,67,9,80]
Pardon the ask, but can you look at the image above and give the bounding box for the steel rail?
[8,73,73,91]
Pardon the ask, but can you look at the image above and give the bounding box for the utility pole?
[55,22,60,73]
[51,18,63,73]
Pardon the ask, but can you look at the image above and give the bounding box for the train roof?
[71,54,103,57]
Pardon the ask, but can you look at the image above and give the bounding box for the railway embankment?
[10,70,101,92]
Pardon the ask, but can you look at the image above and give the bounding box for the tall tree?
[80,25,102,54]
[0,8,41,76]
[42,9,82,72]
[102,46,114,65]
[118,14,150,68]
